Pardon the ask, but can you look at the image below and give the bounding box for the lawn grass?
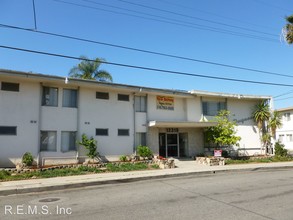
[225,156,293,165]
[0,162,159,182]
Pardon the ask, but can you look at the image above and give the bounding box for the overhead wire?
[52,0,278,43]
[157,0,273,30]
[0,23,292,79]
[115,0,277,37]
[0,44,293,88]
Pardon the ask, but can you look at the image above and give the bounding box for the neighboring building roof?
[0,68,271,100]
[277,107,293,112]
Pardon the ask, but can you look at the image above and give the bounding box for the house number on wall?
[166,128,179,132]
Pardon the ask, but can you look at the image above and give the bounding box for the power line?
[275,96,293,101]
[274,89,293,98]
[1,44,293,88]
[116,0,277,37]
[1,23,292,79]
[157,0,273,31]
[52,0,277,43]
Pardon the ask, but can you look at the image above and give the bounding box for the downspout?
[37,83,42,167]
[133,93,136,154]
[76,86,80,161]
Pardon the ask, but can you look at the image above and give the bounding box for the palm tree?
[253,101,270,131]
[282,15,293,44]
[269,111,283,139]
[69,56,113,82]
[253,101,271,154]
[268,110,283,154]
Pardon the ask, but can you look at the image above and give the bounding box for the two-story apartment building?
[0,69,272,167]
[276,107,293,152]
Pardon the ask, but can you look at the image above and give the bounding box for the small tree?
[205,110,241,150]
[78,134,98,160]
[137,145,153,159]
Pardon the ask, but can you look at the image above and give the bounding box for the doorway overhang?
[148,121,217,128]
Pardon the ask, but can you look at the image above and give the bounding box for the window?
[42,87,58,106]
[96,92,109,100]
[135,96,147,112]
[1,82,19,92]
[287,134,293,142]
[40,131,57,151]
[0,126,17,135]
[63,89,77,107]
[96,129,109,136]
[118,94,129,101]
[279,134,284,143]
[61,131,76,152]
[202,101,226,116]
[136,132,146,146]
[118,129,129,136]
[284,113,291,121]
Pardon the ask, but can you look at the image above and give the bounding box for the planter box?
[196,157,225,166]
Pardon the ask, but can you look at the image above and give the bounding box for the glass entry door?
[167,133,179,157]
[159,133,179,157]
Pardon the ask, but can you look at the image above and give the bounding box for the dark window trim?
[1,82,19,92]
[96,128,109,136]
[118,129,130,136]
[96,92,109,100]
[42,86,58,107]
[118,94,129,102]
[0,126,17,135]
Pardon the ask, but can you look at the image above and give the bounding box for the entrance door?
[167,133,179,157]
[159,133,179,157]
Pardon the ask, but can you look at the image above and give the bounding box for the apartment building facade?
[0,69,271,167]
[276,107,293,152]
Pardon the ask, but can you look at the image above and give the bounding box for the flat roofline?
[0,69,271,99]
[190,89,271,100]
[277,106,293,112]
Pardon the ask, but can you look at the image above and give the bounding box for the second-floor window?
[284,113,291,121]
[202,101,226,116]
[135,96,146,112]
[42,87,58,107]
[63,89,77,108]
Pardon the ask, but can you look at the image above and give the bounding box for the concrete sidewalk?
[1,160,293,196]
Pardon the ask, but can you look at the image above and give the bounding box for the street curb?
[1,165,293,196]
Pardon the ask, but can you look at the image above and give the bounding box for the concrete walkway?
[1,160,293,196]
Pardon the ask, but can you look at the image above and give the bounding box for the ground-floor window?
[61,131,77,152]
[40,131,57,151]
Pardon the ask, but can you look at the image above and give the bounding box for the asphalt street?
[1,169,293,220]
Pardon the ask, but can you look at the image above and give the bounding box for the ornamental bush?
[78,134,98,159]
[22,152,34,166]
[275,142,288,157]
[137,145,153,158]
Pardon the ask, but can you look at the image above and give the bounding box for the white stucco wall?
[0,80,40,167]
[276,110,293,151]
[228,99,262,155]
[186,98,202,121]
[79,88,134,157]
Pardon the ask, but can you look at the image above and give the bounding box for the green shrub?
[119,155,128,162]
[106,162,148,172]
[0,170,11,179]
[275,142,288,157]
[78,134,98,159]
[22,152,34,166]
[137,145,153,158]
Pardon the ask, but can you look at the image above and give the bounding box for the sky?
[0,0,292,109]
